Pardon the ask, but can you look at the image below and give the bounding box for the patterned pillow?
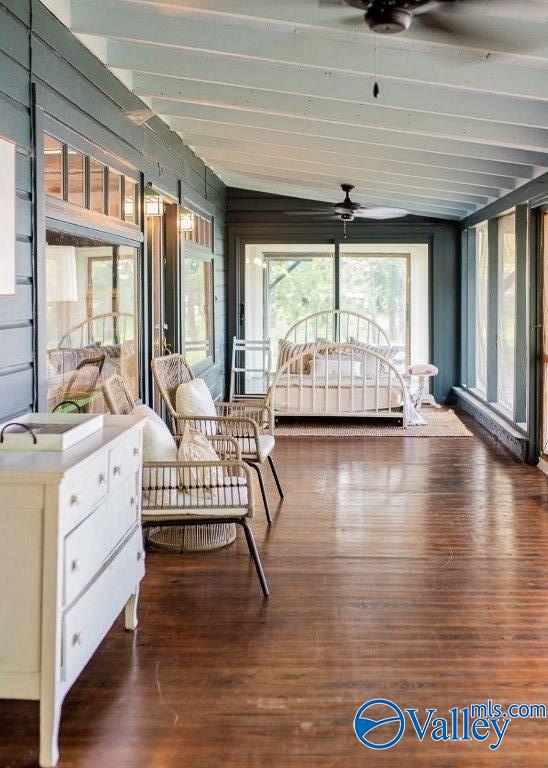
[177,425,224,488]
[278,339,324,374]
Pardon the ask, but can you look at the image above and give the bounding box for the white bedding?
[269,373,405,415]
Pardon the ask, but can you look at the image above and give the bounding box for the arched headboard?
[284,310,391,347]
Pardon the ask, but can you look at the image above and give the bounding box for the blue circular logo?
[354,698,405,750]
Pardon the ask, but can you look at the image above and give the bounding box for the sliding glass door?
[265,254,335,359]
[339,253,410,368]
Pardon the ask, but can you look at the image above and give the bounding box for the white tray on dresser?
[0,414,147,767]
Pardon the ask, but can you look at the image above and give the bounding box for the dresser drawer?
[108,431,141,489]
[63,476,139,606]
[62,451,109,527]
[62,526,145,686]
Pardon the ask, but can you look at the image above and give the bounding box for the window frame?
[460,206,530,435]
[180,203,215,371]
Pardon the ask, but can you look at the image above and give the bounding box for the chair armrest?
[216,401,273,431]
[171,413,262,446]
[172,432,241,459]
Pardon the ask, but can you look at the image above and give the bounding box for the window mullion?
[487,218,499,403]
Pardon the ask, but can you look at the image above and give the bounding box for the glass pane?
[497,212,516,413]
[475,221,489,397]
[543,213,548,457]
[266,255,334,365]
[108,169,121,219]
[90,159,105,214]
[45,232,139,411]
[340,254,408,368]
[67,147,86,208]
[44,135,63,198]
[124,180,138,224]
[184,257,213,366]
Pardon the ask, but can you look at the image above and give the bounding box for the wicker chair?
[141,441,269,597]
[102,374,136,415]
[151,354,284,524]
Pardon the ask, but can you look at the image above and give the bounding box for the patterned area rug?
[274,408,472,438]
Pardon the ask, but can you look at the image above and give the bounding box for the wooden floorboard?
[1,416,548,767]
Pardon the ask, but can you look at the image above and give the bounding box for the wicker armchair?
[102,374,136,415]
[151,354,283,524]
[141,440,269,597]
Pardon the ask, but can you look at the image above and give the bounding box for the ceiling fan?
[284,184,410,233]
[319,0,534,46]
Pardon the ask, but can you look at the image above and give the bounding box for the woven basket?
[146,523,237,552]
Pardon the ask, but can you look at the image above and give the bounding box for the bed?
[266,311,413,427]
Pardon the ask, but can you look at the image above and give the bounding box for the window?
[67,147,86,208]
[44,135,63,198]
[124,180,139,225]
[184,257,214,366]
[90,159,106,214]
[108,169,122,219]
[43,136,140,223]
[474,221,489,397]
[497,213,516,413]
[45,231,140,411]
[340,253,410,368]
[180,207,212,249]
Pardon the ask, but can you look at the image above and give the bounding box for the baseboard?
[538,457,548,476]
[453,387,529,462]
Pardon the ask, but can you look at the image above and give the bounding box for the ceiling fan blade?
[283,210,338,217]
[354,207,410,220]
[415,5,546,52]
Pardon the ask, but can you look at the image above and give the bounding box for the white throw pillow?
[133,404,178,488]
[175,378,217,435]
[177,425,224,489]
[311,354,361,379]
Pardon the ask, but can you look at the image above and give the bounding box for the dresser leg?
[39,696,61,768]
[124,586,139,631]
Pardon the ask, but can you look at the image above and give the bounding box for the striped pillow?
[278,339,321,373]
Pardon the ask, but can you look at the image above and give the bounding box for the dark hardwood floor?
[2,415,547,767]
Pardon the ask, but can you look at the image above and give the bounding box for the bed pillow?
[175,378,217,434]
[311,354,361,379]
[278,339,325,374]
[177,425,224,489]
[133,404,178,488]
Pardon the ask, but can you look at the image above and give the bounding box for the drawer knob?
[113,465,122,476]
[137,551,143,562]
[71,558,79,573]
[98,473,106,485]
[130,496,136,506]
[70,494,80,506]
[133,447,140,456]
[72,632,82,647]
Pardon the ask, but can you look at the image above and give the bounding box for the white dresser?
[0,415,146,767]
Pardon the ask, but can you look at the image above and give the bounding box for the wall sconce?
[0,136,16,296]
[179,210,194,232]
[145,194,163,217]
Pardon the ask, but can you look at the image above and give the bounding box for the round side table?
[405,363,441,411]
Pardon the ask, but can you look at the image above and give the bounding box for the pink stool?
[405,364,441,411]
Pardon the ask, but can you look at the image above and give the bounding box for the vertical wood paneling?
[0,1,34,419]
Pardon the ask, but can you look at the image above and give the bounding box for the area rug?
[274,408,472,438]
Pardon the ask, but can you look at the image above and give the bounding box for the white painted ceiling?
[44,0,548,220]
